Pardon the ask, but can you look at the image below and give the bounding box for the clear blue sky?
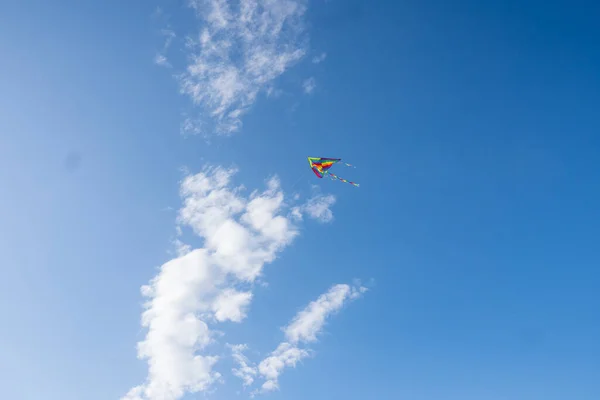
[1,0,599,399]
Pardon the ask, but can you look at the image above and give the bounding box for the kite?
[307,157,359,187]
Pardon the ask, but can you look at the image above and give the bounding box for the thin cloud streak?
[229,283,367,395]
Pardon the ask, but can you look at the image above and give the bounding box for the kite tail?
[327,172,360,187]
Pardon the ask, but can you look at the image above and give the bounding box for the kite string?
[289,171,305,191]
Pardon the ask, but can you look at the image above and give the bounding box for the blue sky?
[1,0,600,399]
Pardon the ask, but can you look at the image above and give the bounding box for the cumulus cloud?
[122,166,306,400]
[302,77,316,94]
[123,249,221,400]
[179,0,309,135]
[251,283,367,394]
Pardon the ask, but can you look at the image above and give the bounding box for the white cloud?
[253,283,367,394]
[173,238,191,257]
[229,344,258,386]
[212,288,253,323]
[132,249,222,400]
[303,193,335,222]
[154,54,171,67]
[302,77,316,94]
[290,206,303,221]
[291,192,336,223]
[256,342,310,393]
[179,0,309,135]
[123,166,306,400]
[153,27,176,68]
[161,28,176,49]
[284,284,365,343]
[178,170,298,281]
[312,52,327,64]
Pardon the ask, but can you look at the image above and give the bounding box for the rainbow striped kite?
[307,157,359,187]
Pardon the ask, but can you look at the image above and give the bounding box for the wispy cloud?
[303,193,335,222]
[291,191,336,223]
[284,284,366,343]
[230,344,258,387]
[153,18,176,67]
[154,53,171,68]
[312,52,327,64]
[250,283,367,394]
[302,77,316,94]
[161,28,176,49]
[255,342,309,393]
[151,6,164,19]
[178,0,310,135]
[123,166,346,400]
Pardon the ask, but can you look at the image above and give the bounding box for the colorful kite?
[307,157,359,187]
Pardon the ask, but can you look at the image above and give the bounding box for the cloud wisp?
[122,166,338,400]
[291,190,337,223]
[154,28,176,68]
[177,0,310,135]
[302,77,316,94]
[229,283,367,395]
[255,283,366,393]
[230,344,258,387]
[312,52,327,64]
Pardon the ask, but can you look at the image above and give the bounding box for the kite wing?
[307,157,341,178]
